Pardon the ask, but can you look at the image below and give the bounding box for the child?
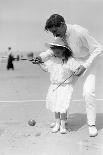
[33,43,81,134]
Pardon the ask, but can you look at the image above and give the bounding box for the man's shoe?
[89,125,98,137]
[60,120,67,134]
[50,122,55,128]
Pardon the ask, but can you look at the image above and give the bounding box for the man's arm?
[74,31,103,76]
[74,30,103,76]
[81,31,103,69]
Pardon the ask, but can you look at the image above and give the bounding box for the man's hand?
[73,65,86,76]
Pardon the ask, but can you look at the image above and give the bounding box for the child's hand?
[29,56,43,64]
[33,56,43,64]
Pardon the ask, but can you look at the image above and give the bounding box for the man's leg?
[83,73,98,137]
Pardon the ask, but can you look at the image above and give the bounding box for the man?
[36,14,103,137]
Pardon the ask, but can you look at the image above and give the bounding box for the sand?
[0,59,103,155]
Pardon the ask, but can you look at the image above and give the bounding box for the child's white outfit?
[41,56,80,113]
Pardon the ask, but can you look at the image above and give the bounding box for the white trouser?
[83,72,96,126]
[82,56,100,126]
[71,66,96,126]
[76,56,101,126]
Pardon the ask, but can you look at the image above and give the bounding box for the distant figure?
[7,47,15,70]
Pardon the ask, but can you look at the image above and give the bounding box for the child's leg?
[61,112,67,120]
[51,112,60,133]
[55,112,60,119]
[60,112,67,134]
[50,112,60,127]
[64,111,68,123]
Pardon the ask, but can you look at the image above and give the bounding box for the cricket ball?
[28,119,36,126]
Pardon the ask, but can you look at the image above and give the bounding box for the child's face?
[52,48,64,58]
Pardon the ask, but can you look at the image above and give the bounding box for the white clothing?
[55,24,102,68]
[40,24,102,68]
[46,83,73,113]
[43,57,80,84]
[41,56,80,113]
[40,24,103,126]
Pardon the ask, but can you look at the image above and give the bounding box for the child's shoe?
[60,126,67,134]
[50,122,55,128]
[52,123,60,133]
[89,125,98,137]
[60,120,67,134]
[51,119,60,133]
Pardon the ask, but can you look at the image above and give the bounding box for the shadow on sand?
[66,113,103,131]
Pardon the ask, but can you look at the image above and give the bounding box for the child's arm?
[29,58,48,72]
[63,58,81,73]
[29,49,53,64]
[67,58,84,76]
[28,56,48,72]
[39,49,53,62]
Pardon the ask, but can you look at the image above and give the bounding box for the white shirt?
[40,24,102,68]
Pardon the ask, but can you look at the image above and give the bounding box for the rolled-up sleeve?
[39,49,53,62]
[63,58,80,72]
[81,31,103,68]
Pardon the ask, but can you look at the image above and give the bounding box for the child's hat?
[45,42,67,49]
[45,40,72,52]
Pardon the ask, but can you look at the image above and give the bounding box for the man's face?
[49,24,66,38]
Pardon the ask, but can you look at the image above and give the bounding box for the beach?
[0,59,103,155]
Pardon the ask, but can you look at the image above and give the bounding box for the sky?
[0,0,103,53]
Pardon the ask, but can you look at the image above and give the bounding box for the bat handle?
[53,74,73,92]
